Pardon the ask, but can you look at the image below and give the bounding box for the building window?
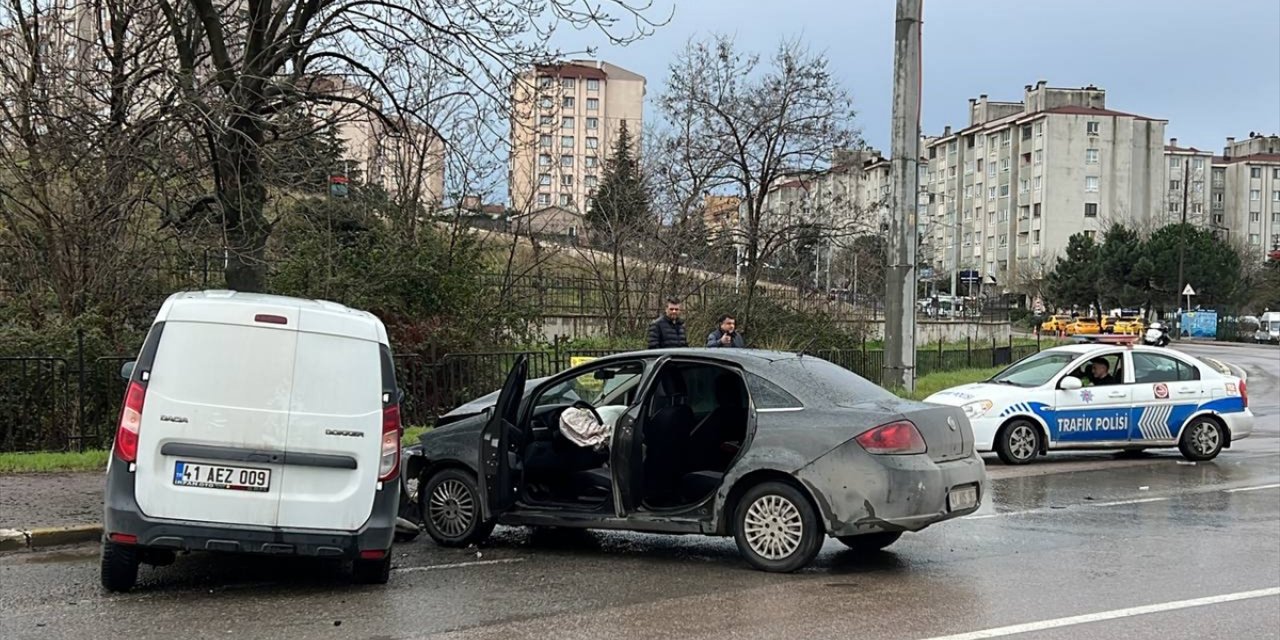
[1250,234,1261,245]
[539,134,552,148]
[1086,176,1100,192]
[587,78,600,92]
[538,76,553,88]
[999,234,1008,247]
[1019,205,1030,219]
[967,135,976,148]
[562,116,574,129]
[1214,214,1224,225]
[1034,122,1043,136]
[1019,179,1029,193]
[1034,150,1043,165]
[562,78,575,90]
[585,175,598,188]
[1273,168,1280,179]
[538,154,551,166]
[1192,203,1203,214]
[999,184,1010,197]
[1170,157,1181,169]
[1273,190,1280,202]
[560,155,573,167]
[1213,193,1225,205]
[586,137,599,150]
[561,174,573,187]
[585,156,598,168]
[1251,189,1261,201]
[1251,167,1262,178]
[1213,168,1226,187]
[950,166,958,177]
[988,187,997,201]
[964,161,974,175]
[586,98,599,110]
[1087,121,1100,136]
[1021,125,1032,140]
[561,135,574,148]
[1251,212,1260,222]
[1000,158,1010,172]
[1086,148,1099,164]
[538,173,551,186]
[540,96,554,109]
[537,193,550,206]
[1033,230,1041,243]
[1084,230,1097,241]
[1274,212,1280,224]
[1001,130,1011,145]
[1193,158,1205,170]
[1034,203,1042,217]
[948,141,957,155]
[964,185,973,198]
[586,117,599,130]
[1034,176,1042,191]
[540,115,554,126]
[1085,203,1099,217]
[1170,180,1181,191]
[987,163,996,178]
[563,96,575,108]
[560,194,573,207]
[1169,201,1181,214]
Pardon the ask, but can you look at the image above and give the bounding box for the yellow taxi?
[1112,317,1145,335]
[1100,316,1117,333]
[1064,317,1102,335]
[1040,315,1071,333]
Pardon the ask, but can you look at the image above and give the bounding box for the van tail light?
[1240,380,1248,408]
[378,404,401,481]
[856,420,927,455]
[113,381,146,463]
[109,533,138,545]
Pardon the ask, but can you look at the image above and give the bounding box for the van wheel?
[352,554,391,585]
[1179,418,1224,461]
[100,541,139,592]
[836,531,903,552]
[733,481,823,573]
[996,420,1040,465]
[421,468,495,547]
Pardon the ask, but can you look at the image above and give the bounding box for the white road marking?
[1086,497,1169,508]
[917,587,1280,640]
[1224,483,1280,493]
[395,558,526,573]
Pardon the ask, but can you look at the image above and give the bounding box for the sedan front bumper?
[796,443,987,538]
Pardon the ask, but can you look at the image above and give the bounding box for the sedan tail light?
[856,420,927,455]
[378,404,401,482]
[1239,380,1248,409]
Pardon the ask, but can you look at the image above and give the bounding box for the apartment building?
[1163,138,1214,228]
[509,60,645,215]
[925,81,1166,295]
[1212,134,1280,259]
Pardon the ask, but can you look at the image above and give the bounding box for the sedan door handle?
[1107,391,1127,398]
[1176,389,1199,395]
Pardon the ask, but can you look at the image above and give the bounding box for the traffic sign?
[1182,284,1196,296]
[1032,296,1045,313]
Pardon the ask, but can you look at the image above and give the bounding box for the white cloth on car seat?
[560,405,628,448]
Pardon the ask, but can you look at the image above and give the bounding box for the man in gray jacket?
[706,314,746,348]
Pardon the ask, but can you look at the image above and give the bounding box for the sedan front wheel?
[733,481,823,573]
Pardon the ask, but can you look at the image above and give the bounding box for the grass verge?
[894,367,1002,401]
[0,449,110,473]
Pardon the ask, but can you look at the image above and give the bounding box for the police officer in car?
[1078,357,1119,386]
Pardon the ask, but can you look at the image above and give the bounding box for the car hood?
[923,383,1007,406]
[438,376,551,421]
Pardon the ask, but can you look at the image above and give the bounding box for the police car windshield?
[989,352,1077,387]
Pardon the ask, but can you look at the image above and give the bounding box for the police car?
[924,341,1253,464]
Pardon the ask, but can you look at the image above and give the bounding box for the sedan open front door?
[478,355,528,520]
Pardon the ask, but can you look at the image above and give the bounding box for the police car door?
[1051,350,1133,446]
[1126,351,1204,443]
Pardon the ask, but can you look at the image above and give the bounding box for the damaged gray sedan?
[402,349,986,572]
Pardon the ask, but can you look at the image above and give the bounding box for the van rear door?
[274,306,385,531]
[133,300,299,527]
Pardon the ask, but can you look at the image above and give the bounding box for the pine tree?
[587,121,649,233]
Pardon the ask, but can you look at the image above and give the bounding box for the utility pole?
[884,0,922,390]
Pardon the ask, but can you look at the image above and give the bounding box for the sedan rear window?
[745,373,803,409]
[769,357,893,405]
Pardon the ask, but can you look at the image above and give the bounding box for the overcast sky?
[549,0,1280,154]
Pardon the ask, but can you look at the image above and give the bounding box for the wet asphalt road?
[2,343,1277,640]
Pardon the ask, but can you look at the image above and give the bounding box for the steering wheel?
[570,400,604,425]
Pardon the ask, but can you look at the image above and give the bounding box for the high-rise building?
[925,81,1166,296]
[509,60,645,215]
[1163,139,1214,229]
[1212,134,1280,259]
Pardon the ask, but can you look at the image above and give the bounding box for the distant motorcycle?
[1143,322,1171,347]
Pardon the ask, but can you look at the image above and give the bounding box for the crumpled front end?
[796,439,987,538]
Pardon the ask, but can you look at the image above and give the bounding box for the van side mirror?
[120,361,136,381]
[397,388,406,405]
[1060,376,1083,391]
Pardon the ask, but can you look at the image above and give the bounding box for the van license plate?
[947,484,978,512]
[173,461,271,492]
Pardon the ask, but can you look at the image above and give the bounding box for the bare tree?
[659,35,862,322]
[150,0,664,291]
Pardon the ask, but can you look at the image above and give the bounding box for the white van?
[101,291,402,591]
[1256,312,1280,344]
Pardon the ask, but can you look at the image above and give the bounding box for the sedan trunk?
[903,404,974,462]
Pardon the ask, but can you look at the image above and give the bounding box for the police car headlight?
[962,400,993,419]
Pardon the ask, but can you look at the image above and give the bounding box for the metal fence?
[0,334,1045,452]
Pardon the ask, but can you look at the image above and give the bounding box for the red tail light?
[109,533,138,545]
[113,381,146,463]
[359,549,387,560]
[378,404,401,481]
[856,420,927,455]
[1240,380,1248,408]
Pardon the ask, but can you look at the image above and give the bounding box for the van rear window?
[148,322,299,412]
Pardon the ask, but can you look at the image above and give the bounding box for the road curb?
[0,524,101,551]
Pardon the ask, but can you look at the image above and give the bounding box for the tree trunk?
[217,120,270,292]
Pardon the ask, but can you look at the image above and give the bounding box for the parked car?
[401,349,985,573]
[1112,317,1145,336]
[1064,317,1102,336]
[1256,312,1280,343]
[101,292,402,591]
[924,344,1253,465]
[1040,315,1071,333]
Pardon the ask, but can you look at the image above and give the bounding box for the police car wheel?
[1178,418,1224,462]
[996,420,1040,465]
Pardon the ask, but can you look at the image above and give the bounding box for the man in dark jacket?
[647,298,688,349]
[706,314,746,348]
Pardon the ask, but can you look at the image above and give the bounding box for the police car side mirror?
[1060,376,1083,391]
